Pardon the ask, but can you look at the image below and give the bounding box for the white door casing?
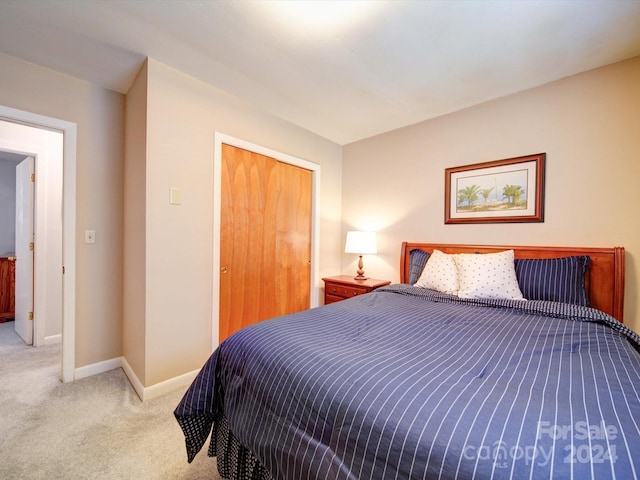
[14,156,34,344]
[0,105,77,382]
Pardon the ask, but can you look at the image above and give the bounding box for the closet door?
[219,144,311,342]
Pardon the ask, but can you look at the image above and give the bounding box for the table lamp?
[344,231,377,280]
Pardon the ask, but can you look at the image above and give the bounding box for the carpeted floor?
[0,322,222,479]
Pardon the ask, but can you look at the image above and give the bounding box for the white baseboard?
[121,357,200,402]
[142,368,200,401]
[120,357,144,400]
[44,334,62,346]
[75,356,123,380]
[74,356,200,402]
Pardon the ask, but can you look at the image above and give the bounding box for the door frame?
[0,105,77,383]
[212,132,320,348]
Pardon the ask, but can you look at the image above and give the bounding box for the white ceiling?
[1,0,639,145]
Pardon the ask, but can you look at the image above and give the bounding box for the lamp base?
[354,255,367,280]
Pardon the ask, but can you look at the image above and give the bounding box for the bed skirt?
[211,414,273,480]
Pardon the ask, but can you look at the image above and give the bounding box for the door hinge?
[31,173,35,182]
[28,311,34,320]
[29,242,34,251]
[62,266,65,274]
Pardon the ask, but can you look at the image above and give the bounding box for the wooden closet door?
[219,144,311,342]
[275,158,312,317]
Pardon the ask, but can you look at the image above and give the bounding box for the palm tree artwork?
[455,171,528,213]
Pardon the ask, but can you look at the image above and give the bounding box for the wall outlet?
[84,230,96,244]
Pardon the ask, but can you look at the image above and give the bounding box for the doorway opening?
[0,105,77,382]
[0,152,35,345]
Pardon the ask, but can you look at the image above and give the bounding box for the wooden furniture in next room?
[0,253,16,322]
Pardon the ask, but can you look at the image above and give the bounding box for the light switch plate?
[170,187,182,205]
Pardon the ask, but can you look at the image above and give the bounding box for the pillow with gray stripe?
[409,249,430,285]
[514,256,590,306]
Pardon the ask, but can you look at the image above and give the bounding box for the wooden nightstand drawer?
[326,283,368,298]
[325,294,346,305]
[322,275,391,305]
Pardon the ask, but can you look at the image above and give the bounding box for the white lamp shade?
[344,231,377,255]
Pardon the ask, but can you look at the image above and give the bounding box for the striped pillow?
[408,249,430,284]
[514,256,590,306]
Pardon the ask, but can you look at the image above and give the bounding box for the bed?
[175,242,640,479]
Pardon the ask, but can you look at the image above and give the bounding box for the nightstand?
[322,275,391,305]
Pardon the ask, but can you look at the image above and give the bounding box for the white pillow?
[453,250,525,300]
[414,249,458,295]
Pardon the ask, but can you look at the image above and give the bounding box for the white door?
[15,156,34,345]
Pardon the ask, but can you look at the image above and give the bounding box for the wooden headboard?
[400,242,626,322]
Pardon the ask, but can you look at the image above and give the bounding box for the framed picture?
[445,153,545,224]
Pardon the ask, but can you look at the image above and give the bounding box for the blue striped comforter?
[175,285,640,479]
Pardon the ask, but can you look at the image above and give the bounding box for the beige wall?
[123,61,148,383]
[140,59,343,386]
[0,51,342,389]
[343,56,640,333]
[9,45,635,386]
[0,52,125,367]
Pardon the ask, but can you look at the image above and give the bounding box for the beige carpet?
[0,322,223,479]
